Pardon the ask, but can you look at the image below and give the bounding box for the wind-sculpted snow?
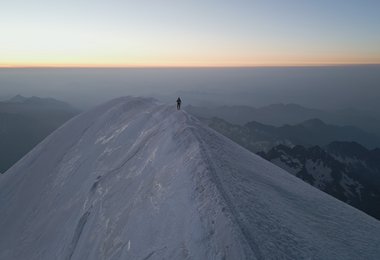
[0,97,380,260]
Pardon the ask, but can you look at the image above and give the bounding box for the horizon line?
[1,63,380,69]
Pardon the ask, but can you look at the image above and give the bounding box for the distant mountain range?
[0,95,80,173]
[203,117,380,151]
[6,94,72,108]
[258,142,380,220]
[201,116,380,220]
[186,103,380,135]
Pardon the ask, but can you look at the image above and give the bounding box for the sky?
[1,0,380,67]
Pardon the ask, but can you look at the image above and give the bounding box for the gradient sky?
[1,0,380,67]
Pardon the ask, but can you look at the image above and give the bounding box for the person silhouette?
[176,97,182,110]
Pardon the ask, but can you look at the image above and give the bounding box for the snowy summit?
[0,97,380,259]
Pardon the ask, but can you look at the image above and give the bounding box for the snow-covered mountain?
[1,97,380,260]
[258,143,380,220]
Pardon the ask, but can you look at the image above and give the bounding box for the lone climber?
[176,97,182,110]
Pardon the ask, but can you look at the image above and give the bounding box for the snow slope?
[0,97,379,260]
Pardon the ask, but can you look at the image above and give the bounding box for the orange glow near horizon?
[1,61,379,68]
[2,56,380,68]
[1,41,379,68]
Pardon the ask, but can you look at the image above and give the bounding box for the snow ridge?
[0,97,380,260]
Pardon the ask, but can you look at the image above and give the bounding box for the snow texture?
[1,97,380,260]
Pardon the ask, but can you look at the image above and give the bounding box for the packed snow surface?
[1,97,380,260]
